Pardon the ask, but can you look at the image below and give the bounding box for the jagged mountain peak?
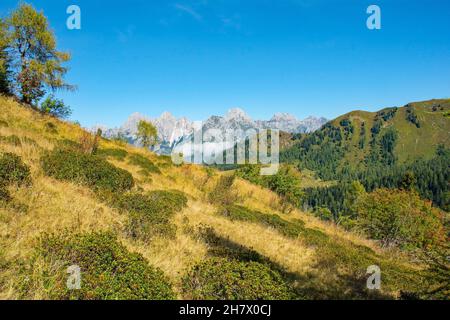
[98,107,327,155]
[271,112,297,122]
[225,108,252,122]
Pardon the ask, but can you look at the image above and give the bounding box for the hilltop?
[0,95,440,300]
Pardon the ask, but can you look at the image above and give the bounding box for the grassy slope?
[332,99,450,167]
[0,96,428,299]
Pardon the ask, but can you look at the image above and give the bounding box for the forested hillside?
[279,99,450,218]
[282,99,450,179]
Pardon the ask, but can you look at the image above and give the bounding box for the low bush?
[41,149,134,193]
[37,232,175,300]
[114,190,188,241]
[0,120,9,127]
[0,153,31,186]
[220,205,306,238]
[0,153,31,203]
[40,95,72,119]
[128,154,161,174]
[97,148,128,161]
[182,258,292,300]
[0,135,21,146]
[115,190,187,215]
[355,189,446,249]
[236,164,303,208]
[417,243,450,300]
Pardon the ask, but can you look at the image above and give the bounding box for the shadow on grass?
[197,226,393,300]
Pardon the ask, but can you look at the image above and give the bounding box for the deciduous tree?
[137,120,158,149]
[40,94,72,119]
[5,4,74,104]
[354,189,445,249]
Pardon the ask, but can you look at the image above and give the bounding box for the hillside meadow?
[0,95,441,300]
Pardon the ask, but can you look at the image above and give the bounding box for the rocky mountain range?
[94,108,327,155]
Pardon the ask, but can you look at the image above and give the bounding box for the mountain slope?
[281,99,450,177]
[0,95,436,299]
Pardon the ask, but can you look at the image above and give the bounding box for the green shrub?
[355,189,445,249]
[126,210,177,241]
[0,135,21,146]
[220,205,306,238]
[0,153,31,186]
[236,164,303,208]
[417,243,450,300]
[314,207,334,221]
[40,95,72,119]
[266,165,303,207]
[114,190,188,241]
[41,149,134,193]
[128,154,160,174]
[182,258,292,300]
[97,148,128,161]
[38,232,175,300]
[115,190,187,214]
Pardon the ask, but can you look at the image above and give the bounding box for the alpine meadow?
[0,2,448,303]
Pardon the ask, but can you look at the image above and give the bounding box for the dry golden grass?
[182,200,315,275]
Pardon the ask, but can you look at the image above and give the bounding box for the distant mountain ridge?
[95,108,327,155]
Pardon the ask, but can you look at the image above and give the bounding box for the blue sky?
[1,0,449,127]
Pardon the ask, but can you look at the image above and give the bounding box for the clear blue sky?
[1,0,449,127]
